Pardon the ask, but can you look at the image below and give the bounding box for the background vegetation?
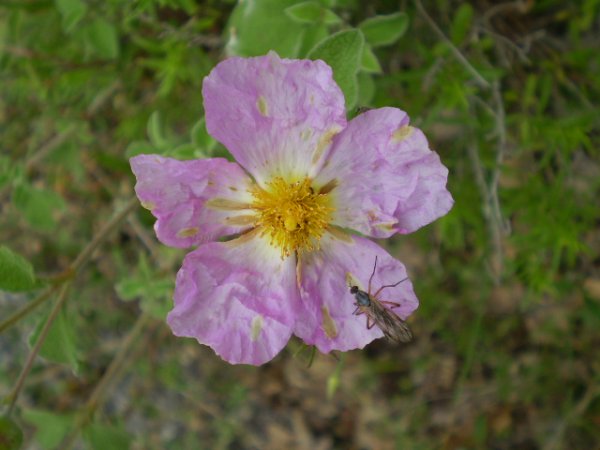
[1,0,599,448]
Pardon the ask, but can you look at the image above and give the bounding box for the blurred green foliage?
[1,0,599,449]
[0,247,36,292]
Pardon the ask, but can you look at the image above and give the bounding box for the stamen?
[250,177,334,257]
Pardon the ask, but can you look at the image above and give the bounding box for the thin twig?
[83,154,159,256]
[0,79,121,200]
[416,0,510,281]
[0,196,139,337]
[467,139,504,282]
[2,197,139,416]
[0,128,77,200]
[470,95,498,118]
[127,215,158,256]
[414,0,491,90]
[0,197,138,333]
[482,0,529,23]
[5,282,71,416]
[0,285,58,334]
[489,81,510,237]
[474,24,531,65]
[59,313,153,450]
[466,142,491,209]
[85,79,122,117]
[469,83,511,281]
[71,196,138,272]
[422,56,446,92]
[542,384,600,450]
[138,15,222,49]
[25,124,77,172]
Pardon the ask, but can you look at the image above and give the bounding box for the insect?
[349,256,413,343]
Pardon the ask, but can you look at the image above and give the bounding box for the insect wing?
[370,299,413,343]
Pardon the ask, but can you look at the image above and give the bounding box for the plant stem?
[0,196,139,336]
[0,285,57,334]
[59,313,153,450]
[414,0,491,90]
[542,384,600,450]
[5,282,71,416]
[0,79,121,201]
[71,196,139,273]
[2,197,139,415]
[415,0,510,282]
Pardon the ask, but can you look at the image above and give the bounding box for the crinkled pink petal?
[314,107,454,237]
[167,233,300,365]
[294,233,418,353]
[130,154,254,248]
[203,51,346,184]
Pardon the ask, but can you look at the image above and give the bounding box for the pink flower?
[130,52,453,365]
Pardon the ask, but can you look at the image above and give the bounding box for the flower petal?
[314,107,454,237]
[167,232,300,365]
[130,154,254,248]
[294,233,418,353]
[203,51,346,184]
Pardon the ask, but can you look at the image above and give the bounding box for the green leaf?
[359,12,409,47]
[321,9,342,25]
[29,303,79,373]
[0,416,23,450]
[285,2,342,25]
[474,414,488,445]
[125,140,157,158]
[307,29,364,110]
[22,410,73,450]
[226,0,308,57]
[450,3,474,45]
[0,155,18,190]
[360,44,382,73]
[115,254,173,320]
[298,24,328,57]
[0,246,36,292]
[356,72,375,107]
[54,0,87,33]
[146,111,167,149]
[190,117,217,155]
[94,150,130,174]
[12,183,66,232]
[86,18,119,59]
[326,357,344,399]
[165,143,200,160]
[84,423,131,450]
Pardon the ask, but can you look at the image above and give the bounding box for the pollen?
[392,125,414,142]
[250,177,334,257]
[321,305,338,339]
[140,200,156,211]
[176,227,199,238]
[251,315,264,341]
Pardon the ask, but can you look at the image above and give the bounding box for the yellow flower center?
[250,177,334,257]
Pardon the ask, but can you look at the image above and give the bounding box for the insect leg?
[373,276,408,299]
[366,315,375,329]
[368,256,378,294]
[380,300,402,309]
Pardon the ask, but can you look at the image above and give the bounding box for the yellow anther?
[284,215,298,231]
[250,177,334,257]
